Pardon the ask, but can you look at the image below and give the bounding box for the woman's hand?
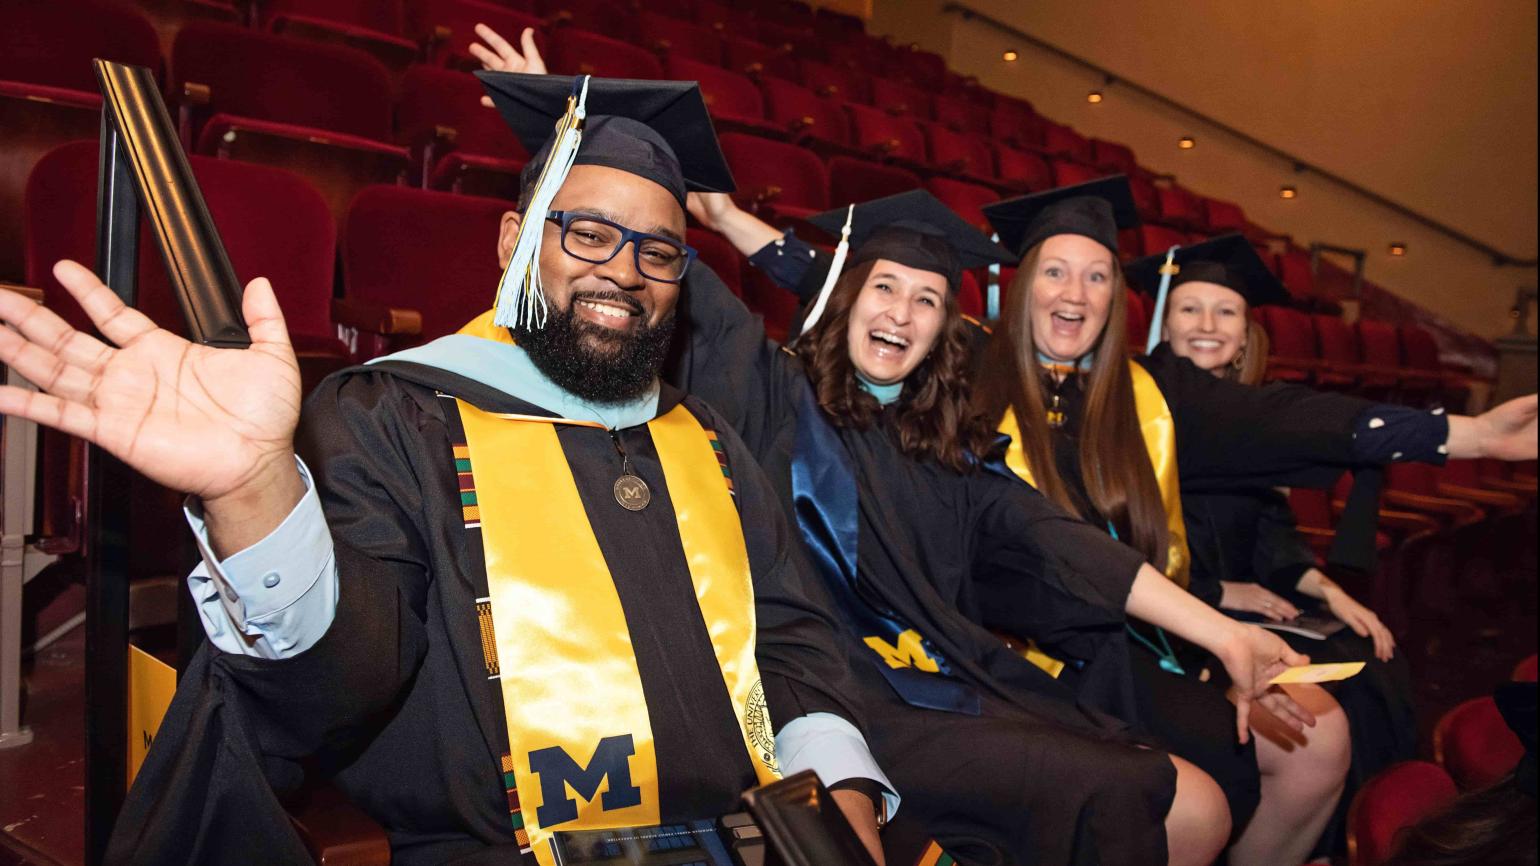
[1447,393,1538,460]
[1322,583,1395,661]
[1212,622,1314,744]
[1219,581,1300,622]
[0,260,305,555]
[471,25,548,106]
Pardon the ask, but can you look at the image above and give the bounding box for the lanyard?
[1108,521,1187,676]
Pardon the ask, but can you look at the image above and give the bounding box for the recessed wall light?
[1279,185,1298,199]
[1389,242,1407,257]
[1002,50,1019,62]
[1178,136,1196,149]
[1087,90,1104,104]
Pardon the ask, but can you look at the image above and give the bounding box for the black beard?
[514,292,676,405]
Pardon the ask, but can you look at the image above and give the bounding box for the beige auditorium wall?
[868,0,1539,340]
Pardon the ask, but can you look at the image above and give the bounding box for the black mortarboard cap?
[1495,682,1537,798]
[1124,233,1290,308]
[806,189,1012,291]
[477,72,736,205]
[983,175,1140,259]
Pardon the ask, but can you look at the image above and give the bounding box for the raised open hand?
[471,25,548,107]
[1213,623,1313,744]
[0,260,301,504]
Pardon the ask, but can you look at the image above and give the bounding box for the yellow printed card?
[1269,662,1365,685]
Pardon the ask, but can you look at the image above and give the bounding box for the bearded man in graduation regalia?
[0,73,892,866]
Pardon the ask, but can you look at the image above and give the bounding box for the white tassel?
[493,76,592,330]
[1144,244,1181,355]
[798,204,854,337]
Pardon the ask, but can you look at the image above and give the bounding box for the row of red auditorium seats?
[1347,655,1535,866]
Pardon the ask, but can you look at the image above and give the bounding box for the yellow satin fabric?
[456,392,776,864]
[996,362,1190,587]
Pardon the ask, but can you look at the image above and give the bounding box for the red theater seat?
[931,98,990,135]
[723,36,800,82]
[1090,139,1136,175]
[1131,225,1187,261]
[1312,313,1365,389]
[845,103,925,163]
[341,185,511,355]
[923,125,995,182]
[925,177,998,232]
[1155,184,1204,231]
[261,0,418,70]
[989,100,1044,151]
[1050,159,1108,189]
[638,12,724,65]
[992,145,1053,192]
[717,132,828,221]
[172,22,409,223]
[665,57,779,138]
[798,58,870,104]
[1203,197,1248,235]
[25,141,347,382]
[1041,122,1094,164]
[1278,244,1318,297]
[1347,761,1458,866]
[1515,655,1538,682]
[889,46,948,90]
[1397,324,1451,403]
[537,0,623,39]
[1354,318,1408,395]
[760,76,851,149]
[1433,697,1526,792]
[548,28,666,80]
[1259,306,1320,383]
[868,79,932,120]
[826,156,921,209]
[408,0,544,69]
[687,228,743,298]
[397,65,528,198]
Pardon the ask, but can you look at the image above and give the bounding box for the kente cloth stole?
[996,361,1191,587]
[451,397,778,866]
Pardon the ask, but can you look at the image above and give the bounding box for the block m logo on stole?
[528,734,644,826]
[864,629,942,672]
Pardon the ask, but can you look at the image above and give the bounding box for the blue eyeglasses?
[545,210,697,284]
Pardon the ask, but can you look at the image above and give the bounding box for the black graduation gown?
[670,267,1178,866]
[1183,487,1417,854]
[106,362,864,866]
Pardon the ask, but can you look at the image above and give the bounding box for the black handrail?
[942,2,1539,268]
[84,58,249,865]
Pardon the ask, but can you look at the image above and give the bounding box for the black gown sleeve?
[1250,489,1321,599]
[745,230,832,304]
[108,372,438,865]
[967,475,1146,658]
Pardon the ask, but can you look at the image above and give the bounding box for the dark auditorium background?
[0,0,1534,864]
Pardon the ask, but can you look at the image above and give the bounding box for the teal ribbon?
[1144,244,1183,356]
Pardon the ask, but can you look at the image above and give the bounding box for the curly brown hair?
[793,260,997,473]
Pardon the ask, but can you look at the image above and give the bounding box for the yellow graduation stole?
[996,362,1191,587]
[454,316,779,866]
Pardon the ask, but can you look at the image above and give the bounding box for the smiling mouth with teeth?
[870,330,910,350]
[1051,312,1085,323]
[575,297,641,321]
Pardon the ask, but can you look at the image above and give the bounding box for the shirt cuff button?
[262,572,282,589]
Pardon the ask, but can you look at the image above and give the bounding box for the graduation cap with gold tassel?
[476,72,738,329]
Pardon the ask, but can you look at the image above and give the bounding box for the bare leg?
[1165,754,1231,866]
[1226,684,1351,866]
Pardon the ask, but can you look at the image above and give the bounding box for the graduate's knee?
[1164,755,1230,866]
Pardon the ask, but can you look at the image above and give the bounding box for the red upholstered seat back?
[988,100,1044,150]
[25,140,338,341]
[1050,159,1106,189]
[925,177,998,232]
[1313,313,1362,365]
[261,0,406,34]
[923,125,994,177]
[845,103,925,162]
[536,0,622,38]
[992,145,1052,191]
[760,77,849,145]
[1288,486,1336,529]
[687,228,742,298]
[342,185,509,344]
[867,78,931,119]
[638,12,724,65]
[1156,184,1203,229]
[1134,225,1188,261]
[1514,655,1538,682]
[722,36,798,81]
[826,157,921,209]
[666,57,764,125]
[548,28,665,80]
[1400,325,1443,371]
[797,58,870,104]
[931,98,990,135]
[1260,306,1317,359]
[397,65,528,160]
[1090,139,1136,175]
[1128,172,1161,223]
[1356,319,1403,368]
[1041,122,1093,163]
[1204,197,1247,234]
[0,0,162,92]
[407,0,544,66]
[1347,761,1457,866]
[173,21,394,141]
[718,133,828,212]
[1433,697,1526,792]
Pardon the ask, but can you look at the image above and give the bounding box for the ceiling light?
[1389,242,1407,257]
[1087,90,1104,104]
[1178,136,1196,150]
[1279,185,1298,199]
[1002,50,1018,62]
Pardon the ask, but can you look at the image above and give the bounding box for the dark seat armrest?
[1434,483,1522,510]
[332,298,423,337]
[0,282,45,304]
[288,784,391,866]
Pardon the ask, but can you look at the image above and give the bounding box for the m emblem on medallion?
[613,474,651,511]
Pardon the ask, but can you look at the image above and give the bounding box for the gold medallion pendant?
[613,474,651,511]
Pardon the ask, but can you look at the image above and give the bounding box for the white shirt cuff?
[776,712,900,818]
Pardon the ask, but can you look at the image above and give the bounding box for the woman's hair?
[974,243,1174,577]
[1385,774,1537,866]
[795,260,996,473]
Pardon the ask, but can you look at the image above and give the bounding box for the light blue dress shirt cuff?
[776,712,900,818]
[184,456,339,659]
